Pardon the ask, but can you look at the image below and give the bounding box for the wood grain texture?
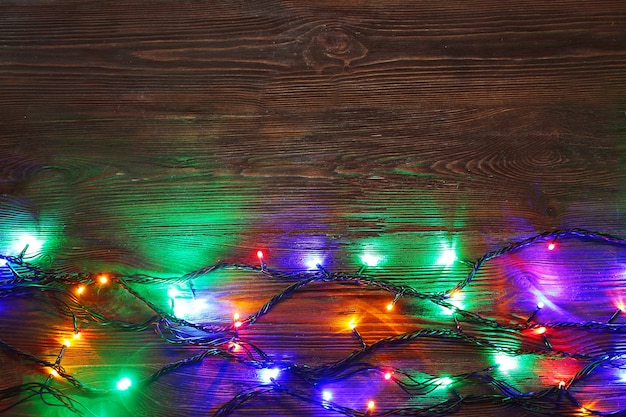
[1,1,626,416]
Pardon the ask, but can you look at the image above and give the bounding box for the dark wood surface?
[2,1,626,416]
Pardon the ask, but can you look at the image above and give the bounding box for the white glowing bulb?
[495,353,518,371]
[434,376,453,388]
[116,377,132,391]
[437,249,457,266]
[259,368,279,383]
[322,390,333,401]
[12,233,44,257]
[361,254,380,267]
[305,255,323,270]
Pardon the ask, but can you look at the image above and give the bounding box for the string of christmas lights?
[1,228,626,416]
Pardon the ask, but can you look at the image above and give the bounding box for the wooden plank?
[1,1,626,416]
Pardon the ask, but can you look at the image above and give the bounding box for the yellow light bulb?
[63,339,71,348]
[73,331,81,339]
[49,368,59,378]
[367,400,375,411]
[76,285,85,295]
[348,319,356,330]
[386,303,394,311]
[98,274,108,284]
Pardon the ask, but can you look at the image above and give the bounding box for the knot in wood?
[303,25,367,71]
[316,28,351,57]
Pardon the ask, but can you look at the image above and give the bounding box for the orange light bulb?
[98,274,108,284]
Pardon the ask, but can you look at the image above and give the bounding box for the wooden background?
[1,1,626,416]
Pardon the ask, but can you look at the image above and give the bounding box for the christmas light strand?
[1,228,626,416]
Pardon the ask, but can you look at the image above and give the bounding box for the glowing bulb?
[441,291,465,315]
[361,254,380,267]
[558,380,566,389]
[495,353,518,371]
[49,368,59,378]
[384,371,393,380]
[98,274,108,284]
[116,377,132,391]
[63,339,71,348]
[437,249,457,266]
[234,321,242,328]
[322,390,333,401]
[548,242,556,251]
[535,326,547,335]
[367,400,375,411]
[233,312,240,321]
[348,319,357,330]
[386,302,394,311]
[259,368,279,383]
[257,250,264,260]
[537,302,545,309]
[73,331,81,339]
[435,376,453,388]
[173,297,208,319]
[617,302,626,313]
[305,254,323,270]
[167,287,180,298]
[76,285,85,295]
[13,233,44,257]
